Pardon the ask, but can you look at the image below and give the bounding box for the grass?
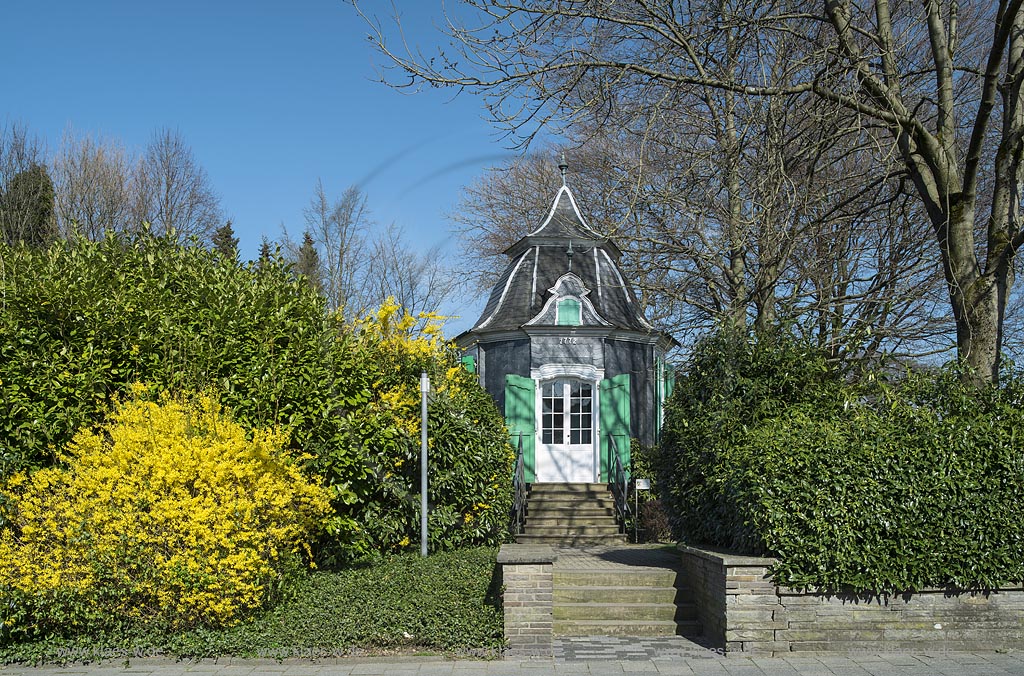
[0,547,504,665]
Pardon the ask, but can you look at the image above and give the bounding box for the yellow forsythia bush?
[0,391,332,636]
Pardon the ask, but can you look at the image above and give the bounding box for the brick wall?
[497,544,557,657]
[681,545,1024,654]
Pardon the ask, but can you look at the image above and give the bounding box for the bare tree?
[135,127,222,243]
[366,222,461,319]
[286,181,461,320]
[357,0,1024,384]
[52,129,135,239]
[290,180,373,316]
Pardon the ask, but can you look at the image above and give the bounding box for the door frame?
[531,364,603,483]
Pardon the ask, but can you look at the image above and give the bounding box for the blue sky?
[1,1,528,333]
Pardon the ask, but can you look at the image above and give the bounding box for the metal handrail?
[608,435,631,533]
[509,433,527,536]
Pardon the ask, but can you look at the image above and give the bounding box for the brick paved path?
[4,652,1024,675]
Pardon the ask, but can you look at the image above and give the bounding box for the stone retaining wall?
[681,545,1024,654]
[497,544,557,657]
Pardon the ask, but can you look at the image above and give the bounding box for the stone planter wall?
[497,544,557,657]
[681,545,1024,655]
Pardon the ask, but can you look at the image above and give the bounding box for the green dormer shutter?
[557,298,581,326]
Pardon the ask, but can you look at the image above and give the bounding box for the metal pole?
[420,371,430,557]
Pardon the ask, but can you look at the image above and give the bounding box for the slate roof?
[467,185,654,334]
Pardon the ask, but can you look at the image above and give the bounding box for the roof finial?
[566,239,574,271]
[558,153,568,186]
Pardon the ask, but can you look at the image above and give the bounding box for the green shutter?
[504,374,536,482]
[599,373,631,481]
[557,298,581,326]
[654,359,677,443]
[461,355,476,374]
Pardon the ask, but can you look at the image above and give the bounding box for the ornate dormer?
[524,273,610,327]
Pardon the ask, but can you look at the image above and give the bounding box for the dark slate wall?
[603,339,658,446]
[479,338,531,414]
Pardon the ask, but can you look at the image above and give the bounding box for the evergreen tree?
[211,221,239,261]
[295,231,322,293]
[256,236,273,269]
[1,164,57,247]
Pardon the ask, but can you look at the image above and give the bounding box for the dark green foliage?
[0,233,336,478]
[0,548,503,663]
[295,230,322,292]
[1,164,57,247]
[659,328,844,553]
[210,221,239,261]
[659,328,1024,592]
[257,236,273,266]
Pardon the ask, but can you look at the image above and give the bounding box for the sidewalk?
[4,650,1024,676]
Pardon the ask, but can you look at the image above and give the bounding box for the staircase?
[552,548,702,637]
[515,482,626,547]
[514,483,700,637]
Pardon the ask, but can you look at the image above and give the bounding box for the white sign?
[635,478,651,490]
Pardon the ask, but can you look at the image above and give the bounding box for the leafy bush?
[317,301,513,561]
[0,392,331,639]
[0,234,337,479]
[659,328,844,552]
[0,237,513,565]
[0,547,503,664]
[659,328,1024,592]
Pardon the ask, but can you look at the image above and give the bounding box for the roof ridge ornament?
[558,153,568,187]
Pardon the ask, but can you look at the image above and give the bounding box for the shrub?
[316,301,513,561]
[659,328,1024,592]
[0,234,337,480]
[0,391,332,639]
[659,328,844,552]
[0,236,513,566]
[0,547,503,663]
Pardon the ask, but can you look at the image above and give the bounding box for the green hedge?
[659,329,1024,592]
[0,547,503,663]
[0,235,512,565]
[0,233,335,478]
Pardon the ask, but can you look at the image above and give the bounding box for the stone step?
[528,482,608,493]
[525,515,618,527]
[523,524,622,536]
[526,506,615,518]
[554,569,683,587]
[554,585,690,605]
[554,601,696,622]
[515,534,628,546]
[527,497,618,510]
[552,618,702,637]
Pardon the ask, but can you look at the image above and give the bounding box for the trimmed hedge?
[0,547,503,664]
[0,233,335,478]
[659,329,1024,592]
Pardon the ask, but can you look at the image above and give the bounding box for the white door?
[536,378,596,482]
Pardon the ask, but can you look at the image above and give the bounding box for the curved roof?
[468,185,655,334]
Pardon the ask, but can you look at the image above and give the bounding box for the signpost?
[420,371,430,557]
[634,478,650,543]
